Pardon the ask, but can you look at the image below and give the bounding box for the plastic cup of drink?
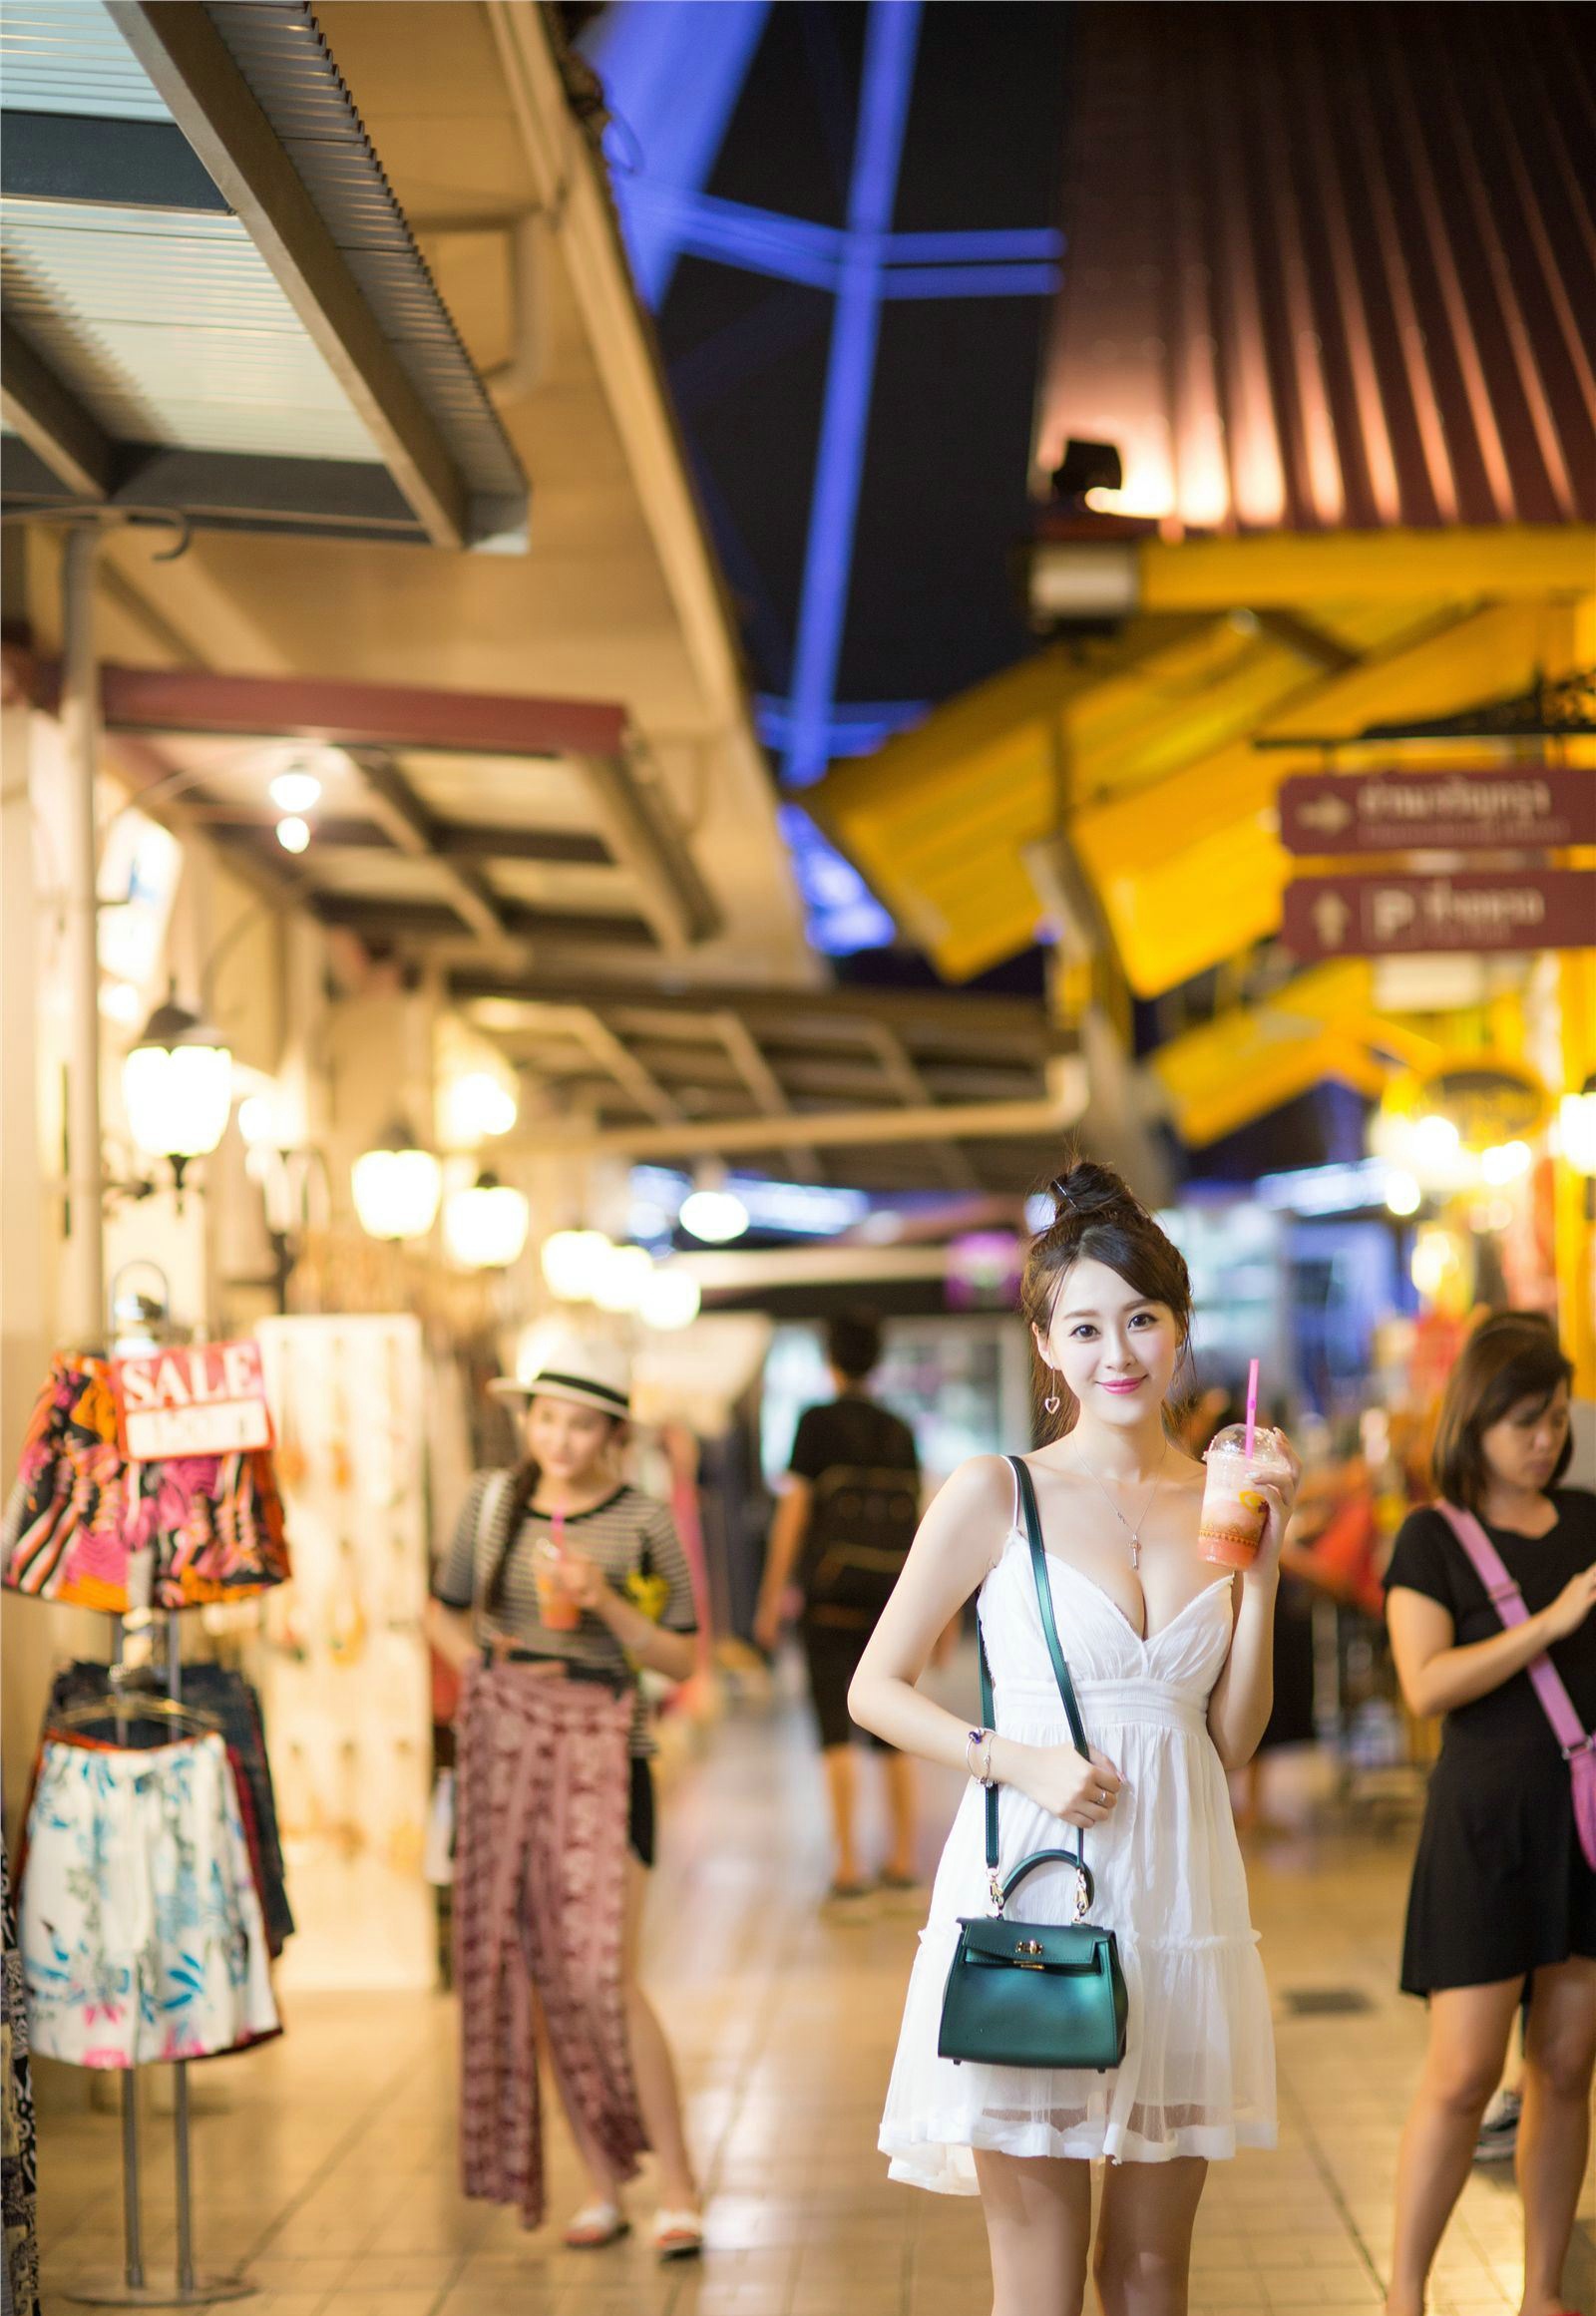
[534,1538,581,1631]
[1198,1423,1291,1569]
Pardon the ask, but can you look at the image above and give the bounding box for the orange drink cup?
[1198,1424,1291,1570]
[534,1535,580,1631]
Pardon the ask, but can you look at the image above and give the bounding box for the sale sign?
[111,1341,272,1460]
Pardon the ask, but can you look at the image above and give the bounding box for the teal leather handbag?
[937,1456,1129,2073]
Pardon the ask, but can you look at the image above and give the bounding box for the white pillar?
[59,523,105,1343]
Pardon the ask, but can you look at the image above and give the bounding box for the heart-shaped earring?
[1043,1369,1061,1415]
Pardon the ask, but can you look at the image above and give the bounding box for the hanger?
[50,1693,219,1738]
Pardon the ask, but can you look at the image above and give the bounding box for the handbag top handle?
[974,1456,1095,1917]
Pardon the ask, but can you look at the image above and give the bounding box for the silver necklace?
[1076,1442,1168,1568]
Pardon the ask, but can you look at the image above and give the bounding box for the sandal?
[652,2207,704,2262]
[564,2200,629,2250]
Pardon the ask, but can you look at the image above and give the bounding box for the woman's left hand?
[1248,1433,1303,1579]
[556,1550,612,1615]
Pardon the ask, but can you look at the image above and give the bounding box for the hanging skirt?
[18,1735,279,2067]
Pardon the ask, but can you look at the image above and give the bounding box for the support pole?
[60,522,105,1344]
[781,0,923,790]
[167,1616,198,2299]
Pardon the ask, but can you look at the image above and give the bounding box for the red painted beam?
[24,656,628,758]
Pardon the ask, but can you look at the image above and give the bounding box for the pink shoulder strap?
[1435,1499,1596,1871]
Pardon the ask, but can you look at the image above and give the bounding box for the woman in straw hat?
[428,1333,703,2260]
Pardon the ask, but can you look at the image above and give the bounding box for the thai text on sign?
[1279,766,1596,856]
[111,1341,272,1459]
[1282,869,1596,961]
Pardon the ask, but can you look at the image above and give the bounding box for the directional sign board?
[1280,766,1596,856]
[1283,869,1596,961]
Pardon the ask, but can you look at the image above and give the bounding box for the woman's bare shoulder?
[937,1453,1016,1510]
[921,1454,1016,1569]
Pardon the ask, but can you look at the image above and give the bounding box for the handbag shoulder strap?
[1010,1456,1090,1757]
[1435,1499,1591,1758]
[471,1468,517,1625]
[973,1457,1093,1910]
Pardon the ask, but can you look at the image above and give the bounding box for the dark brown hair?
[827,1307,883,1381]
[1430,1311,1574,1513]
[1020,1157,1193,1439]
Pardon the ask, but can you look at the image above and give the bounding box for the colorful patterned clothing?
[1,1847,39,2316]
[18,1735,279,2068]
[2,1356,289,1611]
[44,1664,294,1954]
[454,1660,645,2227]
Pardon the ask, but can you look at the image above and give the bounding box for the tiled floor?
[34,1667,1596,2316]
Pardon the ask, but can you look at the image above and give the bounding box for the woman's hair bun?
[1045,1158,1135,1227]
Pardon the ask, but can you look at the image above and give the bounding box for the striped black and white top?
[433,1471,696,1755]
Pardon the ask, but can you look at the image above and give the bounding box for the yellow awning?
[1149,964,1383,1146]
[808,567,1585,995]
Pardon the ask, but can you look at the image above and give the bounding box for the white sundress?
[880,1478,1277,2191]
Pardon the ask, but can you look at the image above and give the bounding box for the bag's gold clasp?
[988,1868,1004,1916]
[1014,1938,1045,1970]
[1073,1870,1090,1923]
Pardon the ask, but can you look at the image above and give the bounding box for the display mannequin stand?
[63,1616,255,2308]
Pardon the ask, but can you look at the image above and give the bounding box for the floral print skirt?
[18,1735,279,2068]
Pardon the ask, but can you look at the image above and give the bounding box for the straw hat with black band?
[488,1335,632,1420]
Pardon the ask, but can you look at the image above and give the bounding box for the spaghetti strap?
[1009,1454,1022,1534]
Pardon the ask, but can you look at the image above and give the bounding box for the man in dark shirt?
[754,1310,921,1904]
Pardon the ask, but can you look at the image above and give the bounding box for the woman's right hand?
[1543,1562,1596,1644]
[1004,1737,1124,1829]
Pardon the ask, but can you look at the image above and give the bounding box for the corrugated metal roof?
[2,202,380,459]
[0,0,171,120]
[202,1,524,505]
[1033,1,1596,533]
[1,0,527,541]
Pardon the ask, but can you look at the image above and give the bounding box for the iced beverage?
[1198,1424,1291,1570]
[534,1537,581,1631]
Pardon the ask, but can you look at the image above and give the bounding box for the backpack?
[803,1462,921,1629]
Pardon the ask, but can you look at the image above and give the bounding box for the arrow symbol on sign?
[1312,891,1351,949]
[1299,795,1353,833]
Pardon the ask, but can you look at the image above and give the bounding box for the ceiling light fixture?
[351,1121,442,1242]
[269,769,322,815]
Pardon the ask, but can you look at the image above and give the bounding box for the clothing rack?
[63,1614,254,2309]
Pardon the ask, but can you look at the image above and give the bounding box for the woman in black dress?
[1385,1314,1596,2316]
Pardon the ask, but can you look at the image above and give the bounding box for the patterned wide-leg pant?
[453,1662,646,2227]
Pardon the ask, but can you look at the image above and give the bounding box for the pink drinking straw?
[551,1506,566,1559]
[1244,1359,1260,1458]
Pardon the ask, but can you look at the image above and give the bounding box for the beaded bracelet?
[964,1726,996,1787]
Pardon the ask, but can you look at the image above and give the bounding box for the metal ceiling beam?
[0,322,112,499]
[313,896,655,951]
[39,659,627,758]
[2,111,228,211]
[503,1088,1083,1162]
[863,1021,979,1190]
[577,751,722,950]
[711,1009,823,1180]
[107,1,474,548]
[186,811,610,867]
[573,1010,684,1127]
[346,751,509,945]
[0,436,429,543]
[454,970,1061,1048]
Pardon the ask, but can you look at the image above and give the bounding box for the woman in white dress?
[850,1161,1298,2316]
